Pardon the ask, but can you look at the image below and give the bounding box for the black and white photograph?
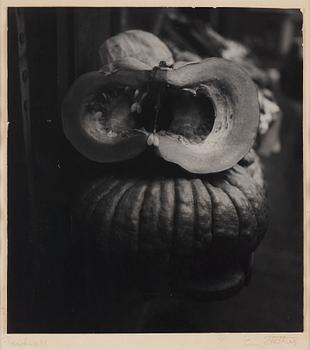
[2,3,306,342]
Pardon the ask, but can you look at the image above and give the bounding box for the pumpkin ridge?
[190,179,206,278]
[136,180,148,284]
[79,177,107,206]
[203,182,219,246]
[221,179,259,249]
[200,179,215,248]
[227,182,261,246]
[233,164,267,229]
[209,178,241,248]
[158,180,167,246]
[174,179,195,260]
[190,180,198,259]
[138,181,160,247]
[129,182,148,256]
[139,181,159,248]
[192,178,213,250]
[175,178,194,288]
[108,181,141,277]
[191,178,208,269]
[110,180,139,243]
[224,171,259,225]
[87,179,122,225]
[160,179,177,290]
[139,180,169,290]
[74,177,111,224]
[158,179,173,290]
[157,179,168,249]
[203,180,239,247]
[169,178,178,292]
[224,168,267,243]
[82,176,115,208]
[235,164,265,192]
[212,177,259,250]
[240,153,266,190]
[93,181,135,251]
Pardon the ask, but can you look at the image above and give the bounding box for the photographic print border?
[1,0,309,349]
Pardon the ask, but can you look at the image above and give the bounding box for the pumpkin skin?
[72,150,267,297]
[99,30,174,68]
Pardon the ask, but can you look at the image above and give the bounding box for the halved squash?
[62,31,259,174]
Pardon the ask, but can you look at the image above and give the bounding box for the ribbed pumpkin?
[71,150,267,297]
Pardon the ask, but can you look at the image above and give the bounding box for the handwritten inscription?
[264,335,297,346]
[1,337,47,348]
[245,335,297,348]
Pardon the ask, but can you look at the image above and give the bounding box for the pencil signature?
[245,335,297,347]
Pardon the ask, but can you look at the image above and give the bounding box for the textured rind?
[72,150,268,294]
[99,30,174,68]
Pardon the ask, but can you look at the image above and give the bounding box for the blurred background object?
[8,7,303,333]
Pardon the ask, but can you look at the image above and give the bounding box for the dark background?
[8,7,303,332]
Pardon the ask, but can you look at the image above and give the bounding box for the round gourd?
[72,151,267,296]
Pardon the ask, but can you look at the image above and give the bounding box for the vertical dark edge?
[15,8,37,216]
[57,7,115,331]
[56,8,77,330]
[7,6,28,332]
[14,7,41,324]
[119,8,129,32]
[57,9,75,105]
[110,8,121,36]
[152,9,166,35]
